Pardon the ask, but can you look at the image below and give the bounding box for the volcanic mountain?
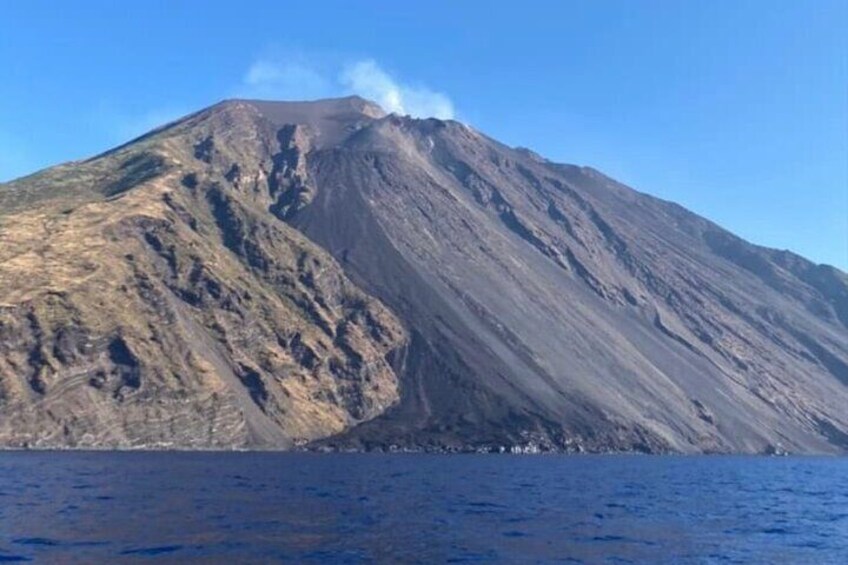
[1,96,846,453]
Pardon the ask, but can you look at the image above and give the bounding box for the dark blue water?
[0,453,846,563]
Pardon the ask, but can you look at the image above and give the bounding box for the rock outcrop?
[0,98,404,448]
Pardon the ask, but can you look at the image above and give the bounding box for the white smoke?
[340,60,455,119]
[242,60,333,101]
[239,57,455,119]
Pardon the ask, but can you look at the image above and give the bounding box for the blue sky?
[2,1,846,269]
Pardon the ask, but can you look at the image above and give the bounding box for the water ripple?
[0,453,846,563]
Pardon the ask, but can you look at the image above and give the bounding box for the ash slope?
[1,97,846,453]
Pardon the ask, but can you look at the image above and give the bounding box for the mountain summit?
[1,97,846,453]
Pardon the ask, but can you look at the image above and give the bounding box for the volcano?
[1,96,846,453]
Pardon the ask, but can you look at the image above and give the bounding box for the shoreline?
[0,446,814,456]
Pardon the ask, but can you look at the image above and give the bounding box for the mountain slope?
[1,96,845,453]
[0,98,405,448]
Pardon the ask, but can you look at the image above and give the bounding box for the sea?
[0,452,846,563]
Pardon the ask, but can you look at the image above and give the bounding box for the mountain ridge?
[0,97,845,453]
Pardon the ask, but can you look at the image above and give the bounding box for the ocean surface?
[0,453,846,563]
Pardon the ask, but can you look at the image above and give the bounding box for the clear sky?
[2,0,846,269]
